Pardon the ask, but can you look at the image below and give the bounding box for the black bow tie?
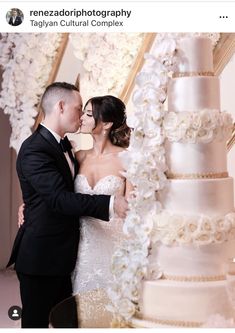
[60,136,72,153]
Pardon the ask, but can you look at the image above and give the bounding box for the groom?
[7,82,128,328]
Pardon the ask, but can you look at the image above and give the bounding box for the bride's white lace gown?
[71,174,125,327]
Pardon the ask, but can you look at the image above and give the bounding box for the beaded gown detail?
[71,174,125,294]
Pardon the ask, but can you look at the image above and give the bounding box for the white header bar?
[0,1,234,32]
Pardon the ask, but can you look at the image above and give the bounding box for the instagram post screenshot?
[0,0,235,331]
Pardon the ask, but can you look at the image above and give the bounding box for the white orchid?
[108,33,180,325]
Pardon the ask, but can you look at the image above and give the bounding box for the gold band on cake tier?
[132,314,202,328]
[166,171,228,179]
[172,71,214,78]
[162,273,226,282]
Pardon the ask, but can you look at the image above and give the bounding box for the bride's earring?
[103,130,107,136]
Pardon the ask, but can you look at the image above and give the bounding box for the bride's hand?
[18,203,25,228]
[113,195,128,219]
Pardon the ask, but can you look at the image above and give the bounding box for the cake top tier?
[175,37,214,75]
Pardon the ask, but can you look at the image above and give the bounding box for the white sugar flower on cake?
[163,109,233,143]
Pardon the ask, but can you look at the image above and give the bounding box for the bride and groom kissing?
[7,82,132,328]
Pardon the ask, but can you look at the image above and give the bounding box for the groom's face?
[62,91,83,133]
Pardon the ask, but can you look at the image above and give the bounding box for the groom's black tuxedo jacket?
[7,124,110,276]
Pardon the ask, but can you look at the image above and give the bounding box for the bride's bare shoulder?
[75,149,93,163]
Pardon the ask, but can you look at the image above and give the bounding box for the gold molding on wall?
[47,33,69,83]
[227,124,235,152]
[33,33,69,130]
[214,33,235,75]
[214,34,235,151]
[75,73,80,91]
[119,33,157,104]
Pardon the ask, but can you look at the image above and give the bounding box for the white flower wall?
[0,33,62,152]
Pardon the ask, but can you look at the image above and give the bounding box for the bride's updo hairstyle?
[84,95,131,148]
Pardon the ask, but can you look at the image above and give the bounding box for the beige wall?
[0,111,22,269]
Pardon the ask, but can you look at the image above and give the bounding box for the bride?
[72,95,131,295]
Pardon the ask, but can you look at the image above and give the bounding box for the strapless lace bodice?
[71,174,125,295]
[74,174,125,196]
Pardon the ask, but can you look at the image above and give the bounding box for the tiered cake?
[132,37,235,328]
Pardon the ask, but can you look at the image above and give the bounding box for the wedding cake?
[131,37,235,328]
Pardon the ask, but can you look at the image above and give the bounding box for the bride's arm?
[124,178,134,199]
[116,150,134,199]
[70,140,88,164]
[75,150,88,164]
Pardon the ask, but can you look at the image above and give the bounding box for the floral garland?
[69,33,145,102]
[0,33,62,152]
[107,33,222,326]
[151,211,235,246]
[163,109,233,143]
[107,37,178,326]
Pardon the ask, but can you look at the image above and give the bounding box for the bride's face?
[80,102,96,134]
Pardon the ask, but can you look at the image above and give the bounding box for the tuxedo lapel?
[37,125,74,186]
[37,124,61,154]
[74,158,79,178]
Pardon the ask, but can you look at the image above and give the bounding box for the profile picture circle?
[6,8,24,26]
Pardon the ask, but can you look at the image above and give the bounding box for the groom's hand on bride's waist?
[113,195,128,219]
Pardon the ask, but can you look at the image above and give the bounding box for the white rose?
[163,112,178,130]
[197,129,214,143]
[117,298,136,319]
[185,128,197,143]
